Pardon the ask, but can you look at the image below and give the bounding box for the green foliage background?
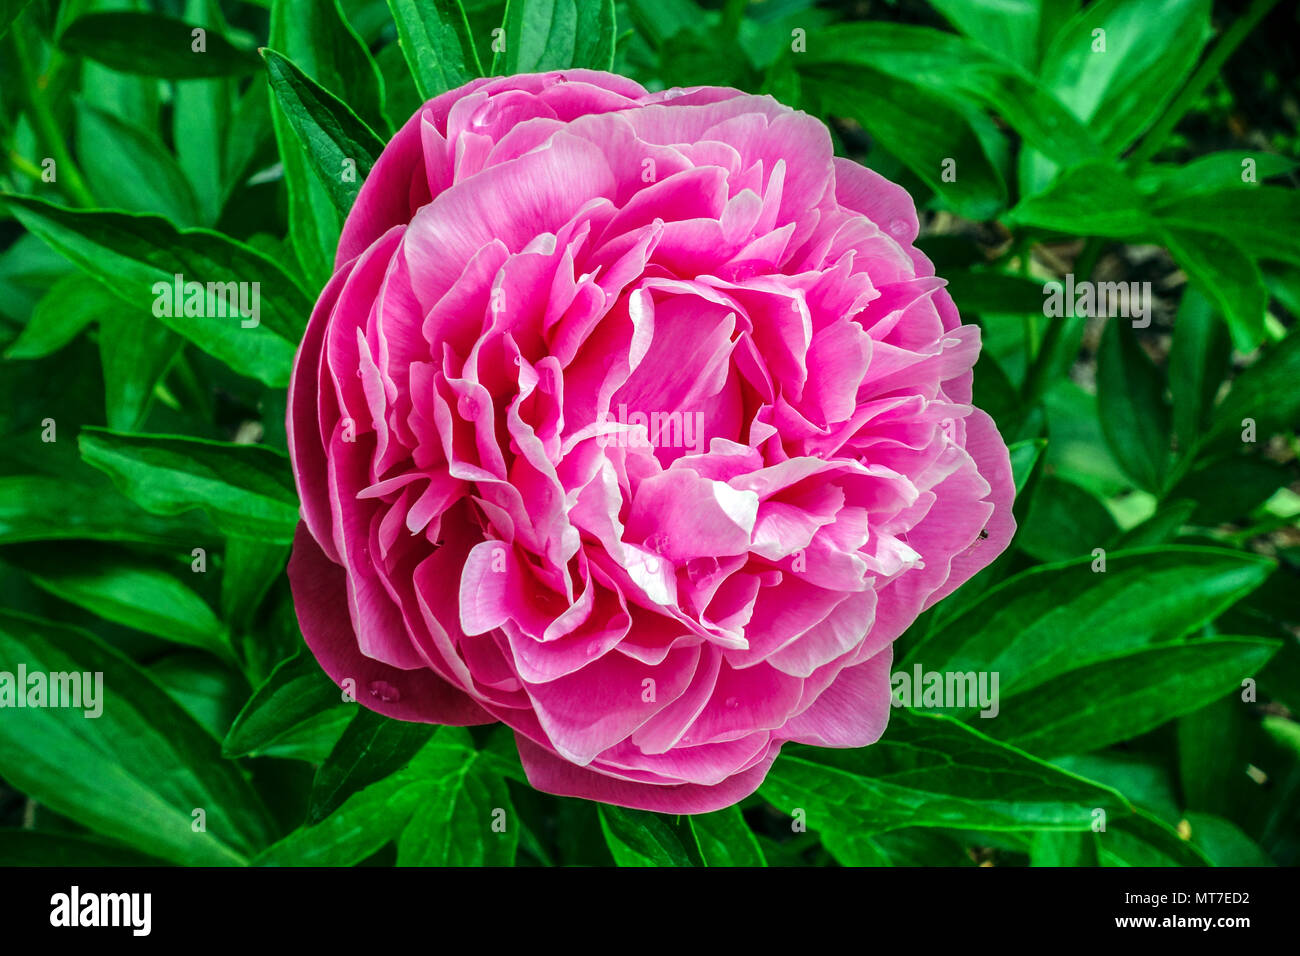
[0,0,1297,867]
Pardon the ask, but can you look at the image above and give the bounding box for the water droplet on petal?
[471,100,498,128]
[725,696,740,709]
[686,556,719,585]
[457,394,479,419]
[586,641,601,657]
[368,680,400,703]
[646,531,670,556]
[888,218,909,237]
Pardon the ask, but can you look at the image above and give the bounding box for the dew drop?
[470,100,498,128]
[368,680,401,703]
[645,531,670,556]
[888,218,909,237]
[457,394,479,419]
[725,696,740,709]
[686,556,719,585]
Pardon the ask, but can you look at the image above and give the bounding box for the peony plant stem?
[8,14,96,209]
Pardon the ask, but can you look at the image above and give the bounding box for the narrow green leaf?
[689,805,767,866]
[5,542,231,660]
[1168,286,1230,460]
[0,475,213,547]
[2,273,101,359]
[760,710,1129,836]
[0,611,276,865]
[497,0,616,73]
[100,304,183,432]
[1206,323,1300,446]
[224,650,347,758]
[3,195,310,387]
[807,68,1006,220]
[598,805,694,867]
[311,707,436,822]
[904,547,1273,697]
[78,429,298,544]
[262,48,386,216]
[395,729,518,866]
[1037,0,1211,153]
[75,102,202,225]
[387,0,483,99]
[1096,317,1172,493]
[1160,225,1266,352]
[928,0,1041,70]
[989,638,1281,757]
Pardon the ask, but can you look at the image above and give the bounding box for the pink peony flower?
[287,70,1016,813]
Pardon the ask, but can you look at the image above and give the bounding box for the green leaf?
[395,728,519,866]
[1008,161,1150,238]
[1166,457,1292,526]
[224,650,347,758]
[150,652,250,741]
[1007,438,1047,497]
[497,0,617,73]
[57,11,261,78]
[256,746,437,866]
[806,67,1007,220]
[1159,225,1266,352]
[799,22,1106,170]
[387,0,483,99]
[262,48,386,216]
[1136,152,1298,201]
[1168,286,1230,461]
[5,542,231,660]
[760,710,1129,836]
[1098,809,1211,866]
[0,475,213,548]
[3,273,101,359]
[1114,500,1195,548]
[75,102,202,226]
[689,805,767,866]
[100,303,182,432]
[1153,186,1300,267]
[220,536,289,632]
[1037,0,1211,153]
[310,707,436,823]
[903,547,1273,697]
[1184,811,1275,866]
[1096,317,1172,493]
[2,195,310,387]
[0,0,35,41]
[928,0,1041,70]
[1030,829,1099,866]
[1206,323,1300,446]
[598,805,695,866]
[175,0,237,225]
[1017,475,1118,563]
[988,638,1280,757]
[79,429,299,544]
[269,0,388,287]
[0,610,276,865]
